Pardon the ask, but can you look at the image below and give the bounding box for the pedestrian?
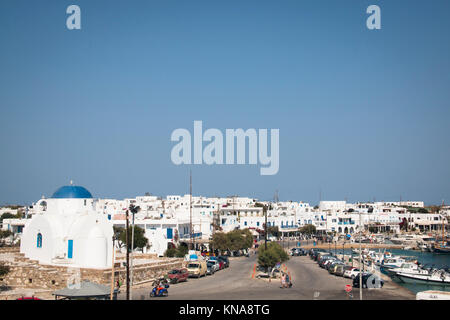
[280,272,286,288]
[285,273,292,288]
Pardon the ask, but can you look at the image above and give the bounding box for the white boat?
[381,257,408,271]
[416,290,450,300]
[390,263,450,285]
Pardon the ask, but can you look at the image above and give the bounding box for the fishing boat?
[389,262,450,285]
[432,206,449,253]
[433,240,450,254]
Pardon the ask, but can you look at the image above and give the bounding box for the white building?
[20,185,113,269]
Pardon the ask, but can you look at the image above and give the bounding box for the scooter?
[150,284,169,297]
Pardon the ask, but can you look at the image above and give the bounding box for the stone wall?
[0,252,183,292]
[0,247,20,254]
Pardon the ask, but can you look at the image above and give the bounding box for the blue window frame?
[68,240,73,259]
[37,233,42,248]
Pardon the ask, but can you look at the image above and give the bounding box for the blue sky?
[0,0,449,205]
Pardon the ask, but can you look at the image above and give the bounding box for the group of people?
[280,272,292,288]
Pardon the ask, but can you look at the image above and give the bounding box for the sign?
[345,284,352,293]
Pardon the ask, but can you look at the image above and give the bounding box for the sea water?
[334,248,450,294]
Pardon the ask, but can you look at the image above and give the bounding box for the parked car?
[333,264,346,277]
[343,267,359,279]
[290,248,305,256]
[207,260,220,273]
[206,264,215,275]
[328,261,345,273]
[218,256,230,268]
[167,268,189,283]
[187,261,207,278]
[320,257,337,268]
[232,250,242,257]
[353,273,384,288]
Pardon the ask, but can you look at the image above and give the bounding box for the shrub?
[258,242,289,269]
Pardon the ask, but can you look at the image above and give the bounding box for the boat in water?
[388,262,450,285]
[432,238,450,254]
[416,290,450,300]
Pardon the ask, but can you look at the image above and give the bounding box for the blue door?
[68,240,73,259]
[167,228,173,239]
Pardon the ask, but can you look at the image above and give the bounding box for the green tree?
[299,224,316,235]
[0,263,10,277]
[0,230,13,239]
[210,232,231,252]
[210,229,254,253]
[0,213,16,223]
[257,242,289,269]
[164,247,177,257]
[113,226,148,251]
[176,243,189,257]
[267,226,280,239]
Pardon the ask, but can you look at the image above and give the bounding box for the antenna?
[189,169,193,250]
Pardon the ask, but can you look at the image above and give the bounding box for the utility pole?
[110,236,116,300]
[125,209,130,300]
[359,210,362,300]
[130,209,135,300]
[264,205,268,250]
[190,170,193,250]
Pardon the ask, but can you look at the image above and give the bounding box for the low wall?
[0,247,20,254]
[0,257,184,292]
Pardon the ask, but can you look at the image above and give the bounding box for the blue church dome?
[51,185,93,199]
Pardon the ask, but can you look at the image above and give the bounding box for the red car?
[218,261,225,270]
[16,296,41,300]
[167,268,189,284]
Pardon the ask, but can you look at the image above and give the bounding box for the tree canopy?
[257,242,289,269]
[113,225,148,250]
[210,229,254,253]
[299,224,316,235]
[0,263,10,277]
[0,212,22,223]
[165,242,188,258]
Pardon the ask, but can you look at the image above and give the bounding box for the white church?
[20,184,113,269]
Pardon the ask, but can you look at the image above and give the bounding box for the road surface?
[120,253,415,300]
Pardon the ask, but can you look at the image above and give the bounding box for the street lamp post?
[359,211,362,300]
[264,205,268,250]
[127,204,140,301]
[125,209,130,300]
[335,241,337,256]
[110,235,116,300]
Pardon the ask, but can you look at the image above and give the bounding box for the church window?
[37,233,42,248]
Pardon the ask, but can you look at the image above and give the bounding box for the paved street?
[120,253,415,300]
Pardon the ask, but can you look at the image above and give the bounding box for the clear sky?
[0,0,449,206]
